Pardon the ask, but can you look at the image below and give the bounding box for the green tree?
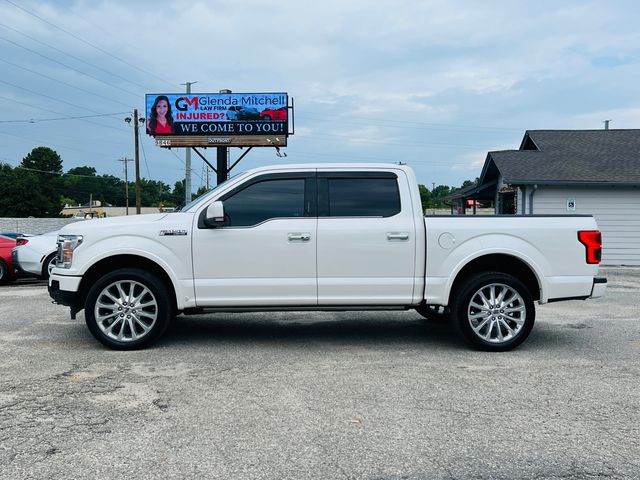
[194,185,211,199]
[21,146,62,174]
[431,185,452,207]
[62,166,102,206]
[418,184,432,212]
[99,175,126,206]
[139,179,173,207]
[67,166,96,176]
[171,180,186,209]
[13,147,65,216]
[0,164,55,217]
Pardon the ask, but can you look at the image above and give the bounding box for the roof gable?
[485,129,640,185]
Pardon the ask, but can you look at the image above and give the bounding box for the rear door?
[316,170,417,305]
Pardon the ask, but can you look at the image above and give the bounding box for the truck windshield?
[178,173,243,212]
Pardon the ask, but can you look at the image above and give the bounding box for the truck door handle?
[288,233,311,242]
[387,232,409,241]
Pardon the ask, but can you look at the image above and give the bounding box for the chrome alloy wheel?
[467,283,526,343]
[94,280,158,342]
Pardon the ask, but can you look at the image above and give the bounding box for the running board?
[181,305,415,315]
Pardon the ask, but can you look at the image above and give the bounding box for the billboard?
[145,92,289,147]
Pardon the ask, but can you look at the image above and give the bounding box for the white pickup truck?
[49,163,606,351]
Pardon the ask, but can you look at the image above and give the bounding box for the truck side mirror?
[204,201,225,228]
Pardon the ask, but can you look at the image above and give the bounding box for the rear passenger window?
[328,178,400,217]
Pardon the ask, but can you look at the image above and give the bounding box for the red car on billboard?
[260,107,287,122]
[0,232,19,284]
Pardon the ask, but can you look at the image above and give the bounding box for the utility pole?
[133,109,142,214]
[118,158,133,215]
[181,81,198,205]
[217,88,232,185]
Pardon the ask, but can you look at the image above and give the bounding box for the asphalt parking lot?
[0,268,638,480]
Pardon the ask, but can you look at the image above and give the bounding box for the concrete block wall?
[0,218,82,234]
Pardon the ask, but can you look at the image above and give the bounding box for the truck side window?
[328,178,400,217]
[223,179,305,227]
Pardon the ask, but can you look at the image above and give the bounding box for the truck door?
[192,172,317,306]
[316,170,417,305]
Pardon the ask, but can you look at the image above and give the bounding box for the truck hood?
[58,213,174,235]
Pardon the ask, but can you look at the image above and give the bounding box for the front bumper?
[48,278,77,307]
[48,273,83,318]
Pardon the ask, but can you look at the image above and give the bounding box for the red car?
[260,107,287,122]
[0,232,19,284]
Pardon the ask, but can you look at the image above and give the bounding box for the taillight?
[578,230,602,264]
[16,238,29,246]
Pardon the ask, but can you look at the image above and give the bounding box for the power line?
[4,0,175,88]
[10,164,123,179]
[0,111,129,124]
[0,94,132,135]
[0,57,134,108]
[168,149,205,184]
[0,21,152,92]
[139,134,152,178]
[0,34,141,98]
[0,81,130,133]
[0,79,112,115]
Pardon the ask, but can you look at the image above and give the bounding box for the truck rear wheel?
[84,268,173,350]
[453,272,535,351]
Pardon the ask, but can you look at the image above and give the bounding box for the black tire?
[84,268,174,350]
[0,259,11,285]
[262,115,272,122]
[452,272,535,352]
[41,253,57,280]
[415,305,450,322]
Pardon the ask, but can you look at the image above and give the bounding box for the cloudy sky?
[1,0,639,192]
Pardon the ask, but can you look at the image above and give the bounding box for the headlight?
[57,235,83,268]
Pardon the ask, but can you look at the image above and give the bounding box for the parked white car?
[13,231,58,280]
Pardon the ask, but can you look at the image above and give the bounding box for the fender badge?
[159,229,188,236]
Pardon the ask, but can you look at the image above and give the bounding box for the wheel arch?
[77,255,178,313]
[41,252,57,278]
[447,253,542,305]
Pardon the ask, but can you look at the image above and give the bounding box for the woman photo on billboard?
[147,95,174,135]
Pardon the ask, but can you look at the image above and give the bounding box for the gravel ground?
[0,267,638,479]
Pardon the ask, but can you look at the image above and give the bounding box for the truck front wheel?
[453,272,535,351]
[84,268,173,350]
